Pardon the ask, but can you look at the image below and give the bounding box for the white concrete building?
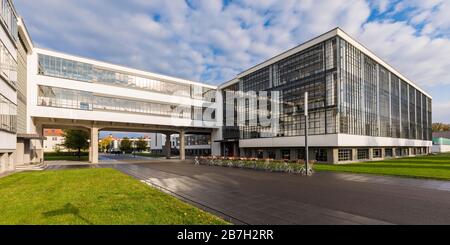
[43,129,65,152]
[0,1,436,173]
[25,47,221,163]
[0,0,19,173]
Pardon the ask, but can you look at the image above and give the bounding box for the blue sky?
[15,0,450,123]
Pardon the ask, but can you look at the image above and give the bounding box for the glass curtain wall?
[338,37,431,141]
[223,36,432,142]
[0,93,16,133]
[37,85,213,120]
[235,38,338,140]
[391,74,400,138]
[0,0,18,41]
[0,40,17,88]
[38,54,215,101]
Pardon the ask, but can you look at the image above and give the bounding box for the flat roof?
[219,27,431,98]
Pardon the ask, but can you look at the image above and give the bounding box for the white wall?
[0,11,18,157]
[0,131,16,151]
[27,49,220,134]
[432,145,450,153]
[43,136,65,152]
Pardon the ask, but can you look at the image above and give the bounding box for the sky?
[14,0,450,123]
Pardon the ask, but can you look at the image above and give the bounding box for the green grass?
[44,152,89,161]
[0,168,228,225]
[315,153,450,180]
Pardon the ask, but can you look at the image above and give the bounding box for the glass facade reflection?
[0,39,17,88]
[0,0,18,41]
[0,93,16,133]
[224,36,432,141]
[38,85,215,121]
[38,54,216,102]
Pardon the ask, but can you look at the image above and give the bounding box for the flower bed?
[195,157,315,175]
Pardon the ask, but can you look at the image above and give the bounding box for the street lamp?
[304,92,310,176]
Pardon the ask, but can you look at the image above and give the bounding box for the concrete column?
[275,149,282,160]
[290,149,298,161]
[331,148,339,164]
[16,139,25,166]
[392,147,397,158]
[368,148,374,161]
[8,152,15,171]
[179,130,185,160]
[37,124,44,163]
[381,148,386,159]
[210,129,221,157]
[352,148,358,162]
[0,153,6,174]
[90,127,99,164]
[165,133,171,159]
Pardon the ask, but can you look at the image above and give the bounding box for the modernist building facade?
[0,0,19,173]
[26,47,219,164]
[0,0,434,174]
[219,28,432,163]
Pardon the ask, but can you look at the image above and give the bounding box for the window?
[0,93,16,133]
[37,54,215,102]
[267,150,276,159]
[416,147,422,155]
[385,148,393,158]
[0,0,18,41]
[0,40,17,88]
[298,148,305,160]
[395,148,402,157]
[357,149,369,160]
[281,149,290,160]
[338,149,352,161]
[37,85,214,120]
[373,149,382,158]
[402,148,409,156]
[315,149,328,162]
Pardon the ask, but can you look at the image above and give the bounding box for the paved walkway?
[101,162,450,225]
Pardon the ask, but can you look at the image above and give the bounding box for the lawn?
[0,168,228,225]
[315,153,450,180]
[44,152,89,161]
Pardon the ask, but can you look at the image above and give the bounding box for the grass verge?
[315,153,450,180]
[0,168,228,224]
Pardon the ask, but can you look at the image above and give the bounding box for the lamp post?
[304,92,309,176]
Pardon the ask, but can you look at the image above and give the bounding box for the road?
[97,160,450,225]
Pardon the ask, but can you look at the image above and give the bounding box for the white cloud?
[13,0,450,122]
[433,102,450,123]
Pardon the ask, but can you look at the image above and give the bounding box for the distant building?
[432,131,450,153]
[101,133,210,156]
[43,129,66,152]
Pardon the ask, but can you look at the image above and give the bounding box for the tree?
[432,123,450,132]
[99,136,113,152]
[61,129,89,159]
[135,137,148,152]
[120,137,133,153]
